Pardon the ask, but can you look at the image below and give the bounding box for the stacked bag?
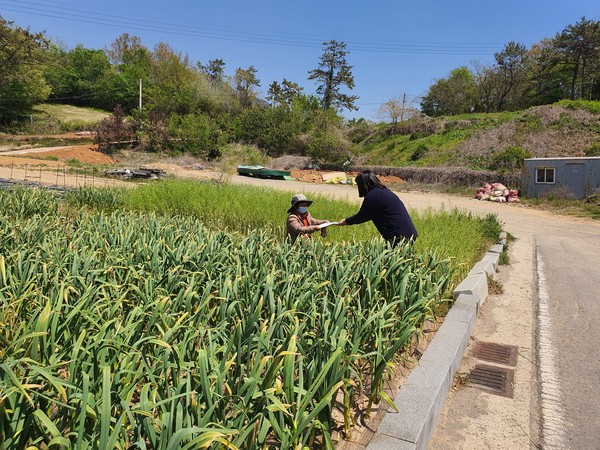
[475,182,519,203]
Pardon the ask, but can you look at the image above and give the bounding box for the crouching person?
[286,193,328,243]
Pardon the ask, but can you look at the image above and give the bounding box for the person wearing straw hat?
[286,193,329,243]
[338,170,418,247]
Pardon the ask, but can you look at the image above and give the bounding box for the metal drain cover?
[474,342,518,366]
[469,364,514,398]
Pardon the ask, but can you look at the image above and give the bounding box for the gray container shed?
[521,157,600,199]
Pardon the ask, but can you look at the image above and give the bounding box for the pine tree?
[308,40,358,111]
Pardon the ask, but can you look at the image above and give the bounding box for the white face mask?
[297,206,308,214]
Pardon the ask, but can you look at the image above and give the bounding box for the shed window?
[535,167,555,184]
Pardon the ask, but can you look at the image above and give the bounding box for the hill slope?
[352,102,600,172]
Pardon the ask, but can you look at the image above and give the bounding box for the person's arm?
[307,213,328,226]
[287,214,319,235]
[342,196,372,225]
[307,213,329,237]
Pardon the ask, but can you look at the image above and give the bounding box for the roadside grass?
[520,194,600,220]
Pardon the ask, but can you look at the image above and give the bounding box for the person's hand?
[338,219,347,226]
[312,225,320,233]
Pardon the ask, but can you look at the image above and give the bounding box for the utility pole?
[139,79,142,111]
[401,93,406,121]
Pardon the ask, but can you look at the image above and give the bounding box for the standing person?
[286,193,329,243]
[338,170,418,246]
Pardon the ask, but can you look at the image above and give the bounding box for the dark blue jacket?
[345,187,418,242]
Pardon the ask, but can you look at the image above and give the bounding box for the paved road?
[535,230,600,450]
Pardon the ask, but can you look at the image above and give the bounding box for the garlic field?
[0,186,492,449]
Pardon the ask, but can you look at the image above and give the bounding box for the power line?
[0,0,502,56]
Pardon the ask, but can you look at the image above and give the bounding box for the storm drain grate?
[469,364,514,398]
[474,342,518,366]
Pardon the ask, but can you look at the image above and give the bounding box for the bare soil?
[290,169,404,185]
[0,144,114,166]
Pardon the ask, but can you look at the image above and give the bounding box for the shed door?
[565,163,585,199]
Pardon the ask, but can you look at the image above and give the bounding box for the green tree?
[521,39,567,106]
[168,113,224,158]
[493,41,528,110]
[46,45,112,108]
[420,67,477,116]
[306,109,349,163]
[234,66,260,109]
[199,58,226,83]
[552,17,600,100]
[308,40,358,111]
[473,42,528,112]
[267,78,303,108]
[0,17,51,124]
[146,42,198,115]
[98,34,152,113]
[473,62,496,113]
[105,33,145,65]
[238,106,305,156]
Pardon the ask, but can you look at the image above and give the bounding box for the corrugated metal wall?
[521,157,600,199]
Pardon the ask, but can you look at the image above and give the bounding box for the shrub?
[93,105,136,154]
[410,144,428,161]
[346,118,376,143]
[585,141,600,157]
[557,99,600,114]
[307,128,350,164]
[136,111,170,153]
[237,107,306,156]
[489,146,531,171]
[409,131,428,140]
[167,113,224,159]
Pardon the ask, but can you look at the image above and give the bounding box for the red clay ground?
[291,169,405,185]
[0,145,114,166]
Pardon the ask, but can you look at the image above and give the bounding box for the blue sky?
[1,0,599,120]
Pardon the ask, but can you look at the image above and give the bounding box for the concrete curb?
[365,234,506,450]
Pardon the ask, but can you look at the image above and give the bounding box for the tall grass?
[121,179,500,283]
[1,188,455,449]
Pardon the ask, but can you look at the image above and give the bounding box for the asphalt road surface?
[535,231,600,450]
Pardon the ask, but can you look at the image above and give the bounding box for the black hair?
[355,170,386,197]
